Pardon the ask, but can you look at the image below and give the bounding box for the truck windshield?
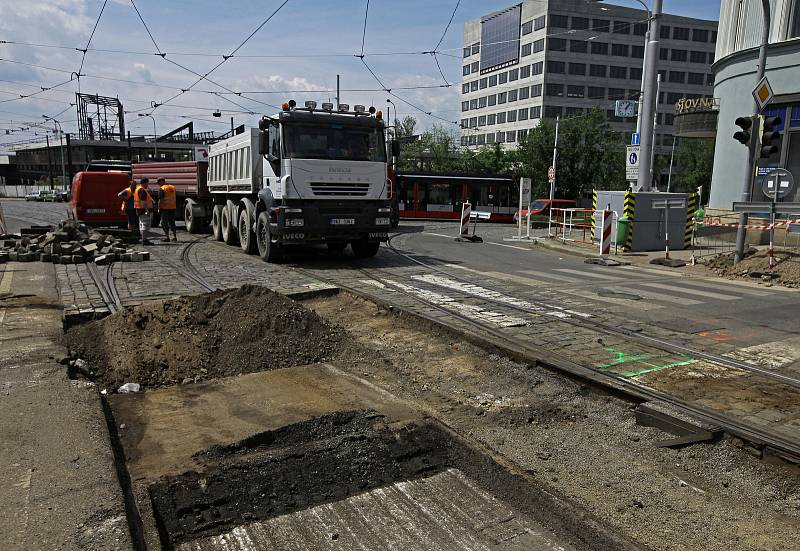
[283,123,386,162]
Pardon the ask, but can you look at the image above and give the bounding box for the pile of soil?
[704,249,800,288]
[64,285,347,389]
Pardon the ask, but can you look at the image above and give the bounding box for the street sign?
[520,177,532,205]
[631,132,640,146]
[762,168,794,199]
[752,76,774,111]
[547,166,555,183]
[615,99,637,118]
[626,145,640,181]
[733,201,800,214]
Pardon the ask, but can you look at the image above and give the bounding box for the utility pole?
[667,136,677,192]
[637,0,662,192]
[45,135,53,188]
[550,115,559,201]
[649,73,661,189]
[735,0,772,264]
[336,74,340,109]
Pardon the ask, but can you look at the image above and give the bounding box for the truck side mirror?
[258,130,268,155]
[392,140,400,157]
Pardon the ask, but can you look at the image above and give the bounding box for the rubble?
[0,220,149,265]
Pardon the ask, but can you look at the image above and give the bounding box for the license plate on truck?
[330,218,355,226]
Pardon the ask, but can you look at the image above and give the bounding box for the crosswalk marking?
[676,279,769,297]
[613,286,703,306]
[517,269,584,284]
[555,268,627,281]
[446,264,553,287]
[637,281,741,301]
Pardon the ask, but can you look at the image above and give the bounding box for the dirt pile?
[705,249,800,288]
[63,285,347,389]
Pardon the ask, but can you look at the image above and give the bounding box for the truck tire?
[238,209,256,254]
[211,205,224,241]
[221,205,238,245]
[185,203,203,234]
[256,211,281,263]
[351,239,380,258]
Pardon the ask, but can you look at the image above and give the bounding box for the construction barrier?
[623,191,635,251]
[550,208,618,250]
[600,210,613,257]
[459,202,471,237]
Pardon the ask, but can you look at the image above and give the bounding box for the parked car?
[25,190,43,201]
[513,199,577,223]
[57,190,70,202]
[40,190,59,202]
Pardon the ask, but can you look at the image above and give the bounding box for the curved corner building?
[710,0,800,208]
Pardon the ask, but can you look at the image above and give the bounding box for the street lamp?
[386,99,397,135]
[589,0,662,191]
[138,113,157,159]
[42,115,66,189]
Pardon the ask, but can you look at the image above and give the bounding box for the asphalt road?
[1,198,71,234]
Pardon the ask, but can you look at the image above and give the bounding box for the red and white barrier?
[600,210,613,257]
[460,203,472,237]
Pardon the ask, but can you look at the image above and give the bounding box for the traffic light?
[760,116,782,158]
[733,116,753,146]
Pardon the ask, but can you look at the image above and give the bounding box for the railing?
[549,208,618,252]
[691,211,800,264]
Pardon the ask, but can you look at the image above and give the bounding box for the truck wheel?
[351,239,380,258]
[185,203,203,234]
[239,209,256,254]
[256,211,281,262]
[211,205,224,241]
[221,205,238,245]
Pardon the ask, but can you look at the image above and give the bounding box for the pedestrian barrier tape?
[692,218,800,230]
[623,191,635,251]
[685,193,698,249]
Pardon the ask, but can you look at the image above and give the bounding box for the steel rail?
[85,261,119,315]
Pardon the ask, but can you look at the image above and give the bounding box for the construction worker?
[117,180,138,236]
[157,177,178,242]
[133,178,155,245]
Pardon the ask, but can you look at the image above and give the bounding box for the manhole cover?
[596,289,642,300]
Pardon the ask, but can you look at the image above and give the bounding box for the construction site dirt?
[65,286,800,550]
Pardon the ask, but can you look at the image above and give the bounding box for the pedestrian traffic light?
[733,116,753,146]
[760,116,782,158]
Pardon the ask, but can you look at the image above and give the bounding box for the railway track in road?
[291,238,800,465]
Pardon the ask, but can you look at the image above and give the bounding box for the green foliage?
[672,138,715,197]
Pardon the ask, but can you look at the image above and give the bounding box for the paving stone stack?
[0,221,149,265]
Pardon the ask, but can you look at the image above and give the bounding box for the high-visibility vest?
[119,187,133,212]
[133,185,154,210]
[159,184,177,210]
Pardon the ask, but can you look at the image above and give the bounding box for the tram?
[393,173,516,222]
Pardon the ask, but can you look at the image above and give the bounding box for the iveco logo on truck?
[202,99,399,263]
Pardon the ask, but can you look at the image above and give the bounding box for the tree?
[673,138,715,200]
[394,116,417,139]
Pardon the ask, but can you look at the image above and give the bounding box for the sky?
[0,0,721,150]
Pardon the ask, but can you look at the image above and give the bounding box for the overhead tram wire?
[75,0,110,95]
[431,0,462,87]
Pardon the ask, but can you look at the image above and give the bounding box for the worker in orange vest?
[117,180,138,236]
[133,178,155,245]
[157,177,178,242]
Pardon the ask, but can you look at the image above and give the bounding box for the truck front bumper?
[271,200,392,243]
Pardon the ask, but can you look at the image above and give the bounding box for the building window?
[687,72,704,85]
[531,83,543,97]
[477,134,486,146]
[469,117,477,128]
[471,61,479,72]
[570,40,588,53]
[520,64,531,78]
[462,101,469,112]
[508,89,518,102]
[463,47,471,58]
[659,48,669,61]
[533,38,545,53]
[707,74,714,86]
[569,62,586,75]
[592,19,610,32]
[544,106,562,119]
[591,42,609,55]
[518,129,528,140]
[498,92,507,104]
[549,38,567,51]
[522,21,533,35]
[658,69,667,80]
[666,92,683,104]
[708,52,715,63]
[608,87,625,99]
[565,107,583,117]
[488,94,497,106]
[531,61,544,75]
[613,21,630,34]
[610,66,627,79]
[630,67,642,80]
[690,50,706,64]
[507,131,516,143]
[588,86,605,99]
[509,68,519,81]
[489,75,498,87]
[711,30,717,42]
[471,81,479,92]
[462,83,469,94]
[664,113,674,125]
[497,112,506,124]
[550,14,569,28]
[461,136,468,146]
[497,131,506,143]
[519,86,530,100]
[508,110,517,122]
[612,43,629,57]
[460,119,468,128]
[547,60,566,74]
[660,25,671,39]
[499,72,508,84]
[535,15,546,31]
[470,99,478,110]
[487,114,496,125]
[521,43,532,56]
[478,115,486,126]
[671,49,687,62]
[468,135,477,145]
[567,85,585,98]
[478,96,487,108]
[546,83,564,97]
[668,71,685,83]
[531,106,542,119]
[479,78,488,89]
[571,17,589,30]
[692,29,709,42]
[589,64,607,78]
[486,132,495,144]
[673,27,690,40]
[631,45,644,58]
[633,22,647,36]
[463,65,470,76]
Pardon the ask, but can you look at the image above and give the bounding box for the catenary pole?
[636,0,662,192]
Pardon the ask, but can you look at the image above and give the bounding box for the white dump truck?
[199,100,397,262]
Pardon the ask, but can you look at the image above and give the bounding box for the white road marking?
[0,267,12,294]
[517,269,584,284]
[446,264,553,287]
[670,279,769,297]
[554,268,627,281]
[612,286,703,306]
[422,232,457,239]
[724,339,800,369]
[637,281,741,301]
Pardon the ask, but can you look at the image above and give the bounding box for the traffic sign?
[626,145,640,181]
[547,166,555,183]
[520,177,532,205]
[762,168,794,199]
[631,132,640,145]
[752,76,774,111]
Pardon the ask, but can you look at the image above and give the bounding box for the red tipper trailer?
[131,161,209,233]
